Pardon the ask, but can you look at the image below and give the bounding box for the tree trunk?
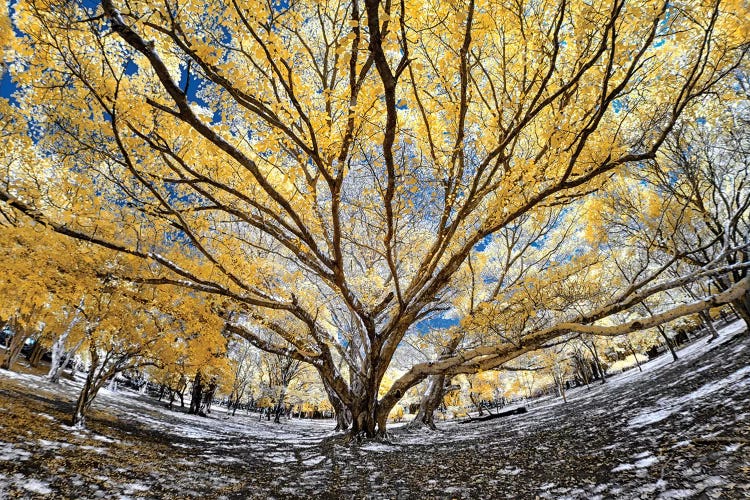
[730,289,750,332]
[470,394,484,416]
[61,340,84,379]
[176,376,187,408]
[273,387,287,424]
[47,299,85,381]
[659,326,678,361]
[640,301,678,361]
[322,378,351,431]
[48,335,64,380]
[407,374,446,431]
[28,341,45,367]
[189,371,203,415]
[72,351,100,428]
[49,338,85,384]
[0,319,29,370]
[699,310,720,341]
[587,341,607,384]
[348,397,383,439]
[406,334,464,431]
[574,351,591,388]
[200,378,217,414]
[557,376,567,403]
[273,405,283,423]
[627,339,643,372]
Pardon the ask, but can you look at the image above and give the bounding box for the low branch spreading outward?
[378,276,750,412]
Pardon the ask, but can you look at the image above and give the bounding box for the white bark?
[47,304,84,383]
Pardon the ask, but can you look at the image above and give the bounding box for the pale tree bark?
[407,374,447,431]
[47,306,84,383]
[699,310,720,341]
[730,292,750,332]
[72,348,99,428]
[49,337,85,384]
[72,345,152,428]
[626,338,643,373]
[378,276,750,428]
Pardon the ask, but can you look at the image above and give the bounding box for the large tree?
[1,0,748,437]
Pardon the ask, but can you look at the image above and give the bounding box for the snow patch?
[360,442,399,453]
[629,365,750,429]
[500,466,523,475]
[263,452,295,464]
[612,454,658,472]
[658,489,696,499]
[23,479,52,495]
[204,455,244,465]
[302,455,326,466]
[0,442,31,461]
[92,434,119,444]
[123,483,150,493]
[634,455,659,468]
[629,408,675,427]
[79,445,108,454]
[37,439,73,450]
[612,463,635,472]
[725,443,743,452]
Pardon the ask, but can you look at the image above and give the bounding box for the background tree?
[72,285,225,427]
[642,107,750,329]
[0,225,94,370]
[225,338,260,416]
[259,351,306,423]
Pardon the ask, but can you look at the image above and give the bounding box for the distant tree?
[72,286,224,427]
[226,339,260,416]
[644,110,750,330]
[259,351,305,424]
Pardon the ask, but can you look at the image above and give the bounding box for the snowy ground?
[0,321,748,499]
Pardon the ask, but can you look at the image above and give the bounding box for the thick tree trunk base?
[319,429,392,450]
[730,296,750,333]
[405,417,439,432]
[405,375,447,432]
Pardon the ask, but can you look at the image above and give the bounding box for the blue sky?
[1,68,17,101]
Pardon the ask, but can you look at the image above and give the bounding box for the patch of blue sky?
[415,316,459,335]
[0,70,18,102]
[123,59,139,76]
[475,234,492,252]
